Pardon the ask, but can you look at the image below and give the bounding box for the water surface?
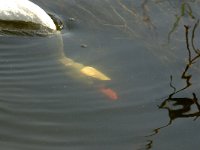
[1,0,200,150]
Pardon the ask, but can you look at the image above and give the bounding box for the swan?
[0,0,56,31]
[0,0,110,81]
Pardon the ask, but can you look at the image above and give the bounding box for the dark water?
[1,0,200,150]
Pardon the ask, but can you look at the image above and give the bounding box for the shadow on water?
[145,19,200,150]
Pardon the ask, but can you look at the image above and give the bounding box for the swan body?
[0,0,56,30]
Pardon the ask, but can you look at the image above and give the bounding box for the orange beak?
[100,87,118,101]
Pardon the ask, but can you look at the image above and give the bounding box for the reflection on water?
[147,19,200,149]
[168,2,195,42]
[2,0,200,150]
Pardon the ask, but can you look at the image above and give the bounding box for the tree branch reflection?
[145,20,200,149]
[168,2,195,43]
[162,20,200,120]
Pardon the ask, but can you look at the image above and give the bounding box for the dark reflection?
[145,140,153,150]
[161,20,200,121]
[145,20,200,149]
[160,92,200,120]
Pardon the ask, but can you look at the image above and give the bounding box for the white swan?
[0,0,56,30]
[0,0,110,81]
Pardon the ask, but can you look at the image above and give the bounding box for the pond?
[0,0,200,150]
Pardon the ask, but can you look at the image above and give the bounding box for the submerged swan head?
[0,0,111,81]
[0,0,113,99]
[0,0,56,32]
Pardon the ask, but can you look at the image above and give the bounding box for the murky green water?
[1,0,200,150]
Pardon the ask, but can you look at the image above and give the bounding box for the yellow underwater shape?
[81,66,111,81]
[60,57,111,81]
